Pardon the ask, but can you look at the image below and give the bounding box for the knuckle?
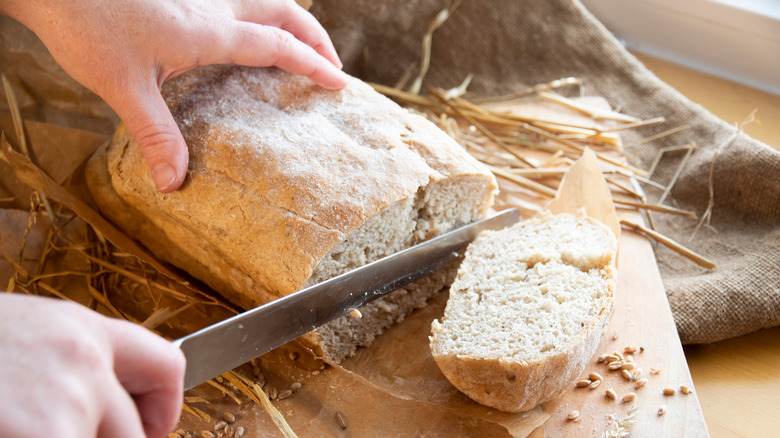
[264,28,293,64]
[160,346,187,381]
[132,125,181,158]
[60,334,110,369]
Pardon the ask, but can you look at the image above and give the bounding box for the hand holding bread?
[0,0,348,192]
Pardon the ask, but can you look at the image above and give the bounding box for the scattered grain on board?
[201,431,214,438]
[290,382,302,392]
[605,389,617,400]
[608,361,623,371]
[622,393,636,403]
[632,369,643,381]
[224,413,236,423]
[651,367,661,375]
[567,410,580,421]
[624,346,637,354]
[214,421,227,431]
[576,379,592,388]
[235,427,245,438]
[597,353,608,363]
[278,389,293,400]
[613,351,624,360]
[605,354,619,363]
[640,346,645,353]
[612,333,619,341]
[589,372,603,382]
[635,378,648,388]
[621,369,632,380]
[625,354,634,363]
[622,362,635,371]
[680,384,693,394]
[590,379,601,389]
[663,387,676,396]
[658,405,667,416]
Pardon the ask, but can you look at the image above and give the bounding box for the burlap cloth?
[1,0,778,344]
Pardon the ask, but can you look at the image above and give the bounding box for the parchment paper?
[0,109,619,437]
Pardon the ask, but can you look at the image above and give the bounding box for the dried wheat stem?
[507,168,569,178]
[393,63,416,90]
[472,77,583,104]
[613,199,695,217]
[692,110,756,238]
[206,378,242,405]
[621,219,717,269]
[254,383,297,437]
[658,144,696,204]
[222,372,297,438]
[489,166,557,197]
[518,122,648,176]
[430,87,537,168]
[181,404,211,422]
[599,117,666,133]
[407,2,459,95]
[369,83,432,106]
[538,91,640,123]
[625,124,690,149]
[2,76,57,222]
[606,178,644,199]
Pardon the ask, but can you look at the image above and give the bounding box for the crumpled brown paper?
[0,104,619,436]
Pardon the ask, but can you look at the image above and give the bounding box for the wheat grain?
[576,379,592,388]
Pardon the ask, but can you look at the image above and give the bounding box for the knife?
[173,208,520,389]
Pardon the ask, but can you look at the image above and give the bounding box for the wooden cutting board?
[492,99,711,437]
[530,218,710,437]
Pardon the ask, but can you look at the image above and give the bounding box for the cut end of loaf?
[90,64,499,365]
[430,212,617,412]
[307,176,496,363]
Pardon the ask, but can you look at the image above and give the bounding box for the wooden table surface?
[632,52,780,438]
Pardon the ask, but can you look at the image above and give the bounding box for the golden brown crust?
[87,65,497,359]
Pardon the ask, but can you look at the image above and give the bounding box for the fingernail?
[337,58,344,69]
[152,163,176,191]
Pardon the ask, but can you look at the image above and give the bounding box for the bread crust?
[431,272,613,412]
[430,213,616,412]
[87,65,497,359]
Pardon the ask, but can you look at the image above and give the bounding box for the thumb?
[111,83,189,193]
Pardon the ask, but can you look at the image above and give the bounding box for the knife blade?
[173,208,520,389]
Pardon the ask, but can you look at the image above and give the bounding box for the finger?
[97,380,146,438]
[106,81,189,193]
[107,319,185,438]
[233,0,343,68]
[222,23,348,89]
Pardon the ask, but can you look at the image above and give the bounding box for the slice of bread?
[429,212,617,412]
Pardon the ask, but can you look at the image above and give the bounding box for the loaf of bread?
[429,212,617,412]
[86,65,497,362]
